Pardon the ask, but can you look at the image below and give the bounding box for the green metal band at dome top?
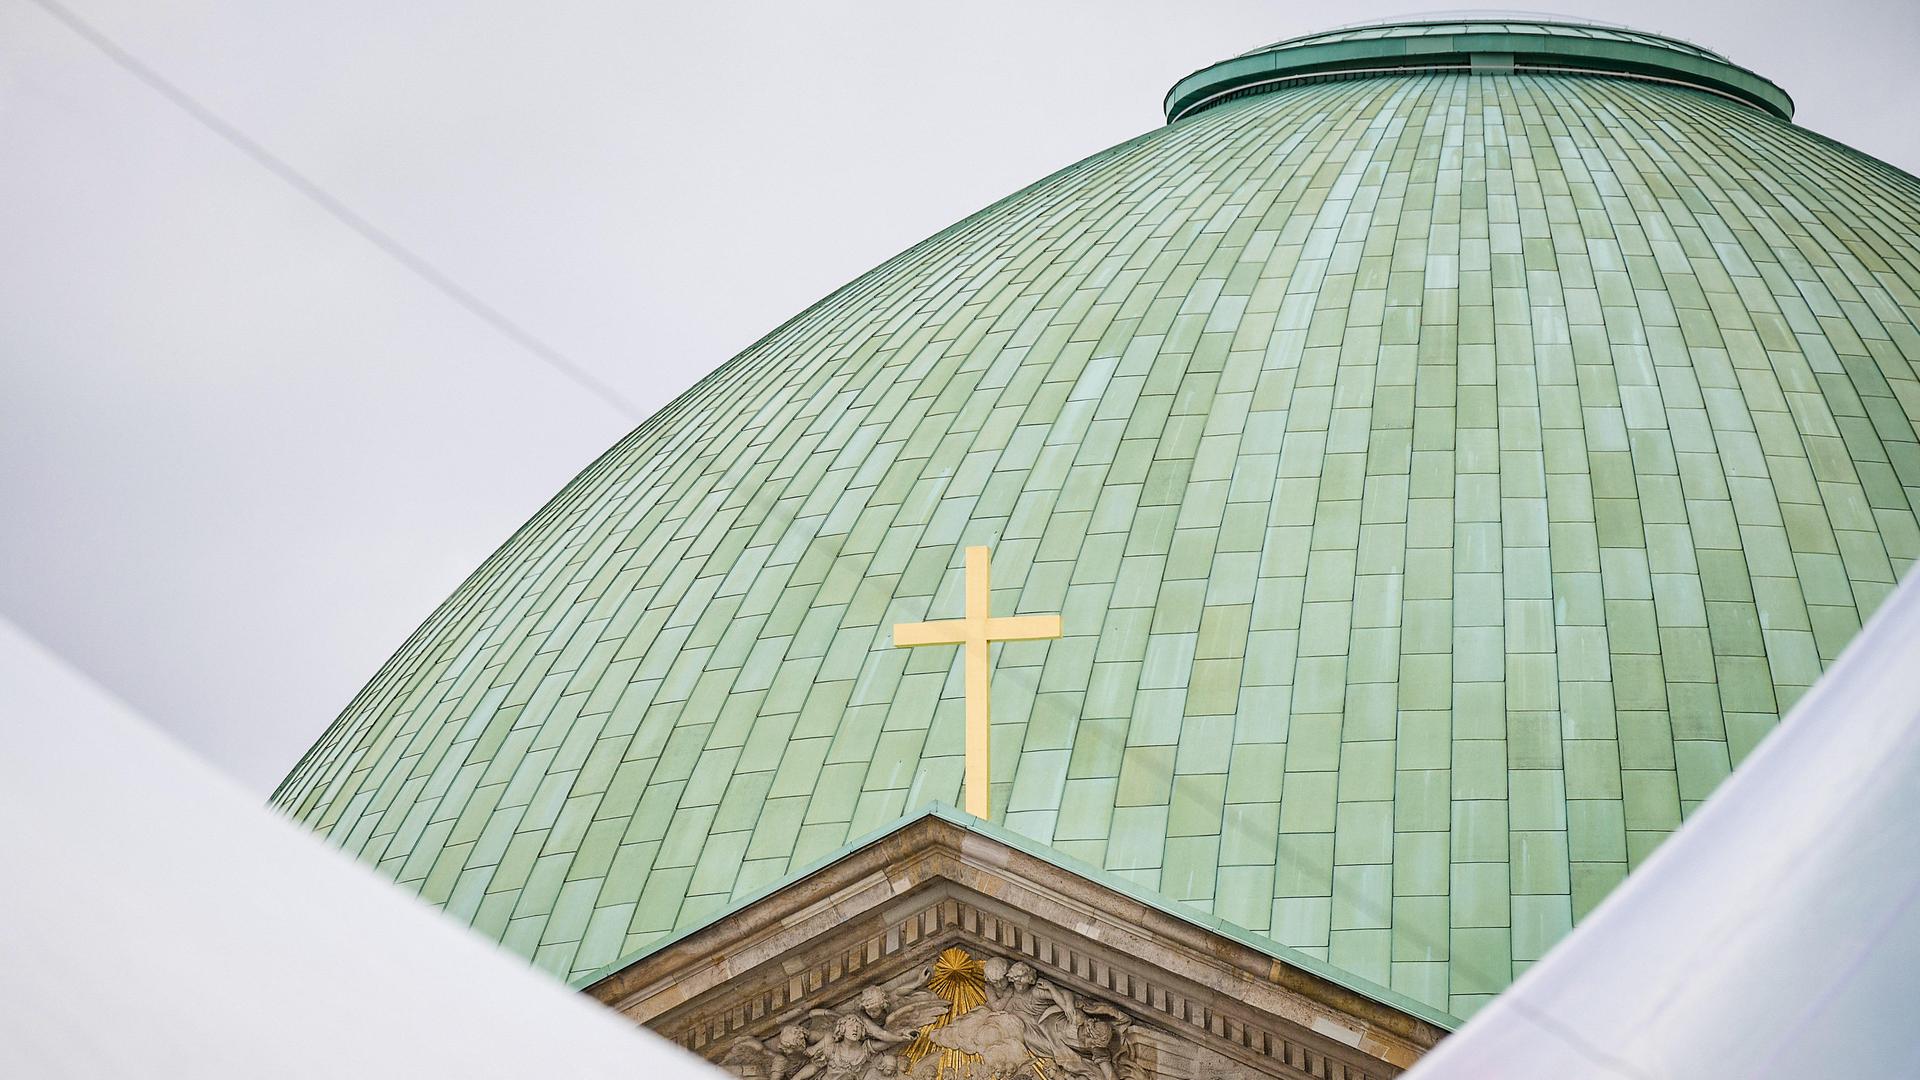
[1164,19,1795,123]
[275,20,1920,1023]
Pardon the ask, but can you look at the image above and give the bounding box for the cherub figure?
[792,1015,875,1080]
[1066,1003,1136,1080]
[982,956,1015,1011]
[994,959,1136,1080]
[808,983,947,1049]
[721,1024,815,1080]
[1005,963,1047,1016]
[813,986,910,1048]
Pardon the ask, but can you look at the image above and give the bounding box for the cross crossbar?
[891,546,1062,817]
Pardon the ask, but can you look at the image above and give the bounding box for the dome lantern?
[1165,19,1794,122]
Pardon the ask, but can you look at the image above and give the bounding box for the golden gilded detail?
[892,547,1062,818]
[902,947,1070,1080]
[904,948,989,1079]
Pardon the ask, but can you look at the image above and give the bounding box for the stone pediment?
[583,809,1448,1079]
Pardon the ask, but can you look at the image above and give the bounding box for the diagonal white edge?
[1406,567,1920,1078]
[0,615,717,1078]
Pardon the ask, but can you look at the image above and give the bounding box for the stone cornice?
[584,814,1444,1076]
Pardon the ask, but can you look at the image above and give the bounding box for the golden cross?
[892,546,1061,818]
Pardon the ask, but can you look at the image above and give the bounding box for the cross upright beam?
[892,546,1061,818]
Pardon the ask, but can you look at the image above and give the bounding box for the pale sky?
[4,0,1916,795]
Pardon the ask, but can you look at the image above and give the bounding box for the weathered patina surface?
[279,20,1920,1019]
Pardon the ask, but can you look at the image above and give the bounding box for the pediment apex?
[584,807,1448,1078]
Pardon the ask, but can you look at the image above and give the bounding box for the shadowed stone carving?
[722,948,1145,1080]
[589,814,1443,1078]
[723,971,948,1080]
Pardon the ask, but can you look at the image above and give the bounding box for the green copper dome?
[276,21,1920,1021]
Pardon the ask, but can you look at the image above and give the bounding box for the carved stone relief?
[719,947,1147,1080]
[587,814,1441,1078]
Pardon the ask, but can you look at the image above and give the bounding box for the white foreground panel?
[0,618,716,1079]
[1408,569,1920,1078]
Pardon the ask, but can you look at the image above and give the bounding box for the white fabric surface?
[1407,569,1920,1078]
[0,617,715,1078]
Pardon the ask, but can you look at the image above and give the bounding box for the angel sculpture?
[976,959,1138,1080]
[808,983,949,1050]
[790,1015,876,1080]
[1064,1001,1137,1080]
[718,976,949,1080]
[720,1024,815,1080]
